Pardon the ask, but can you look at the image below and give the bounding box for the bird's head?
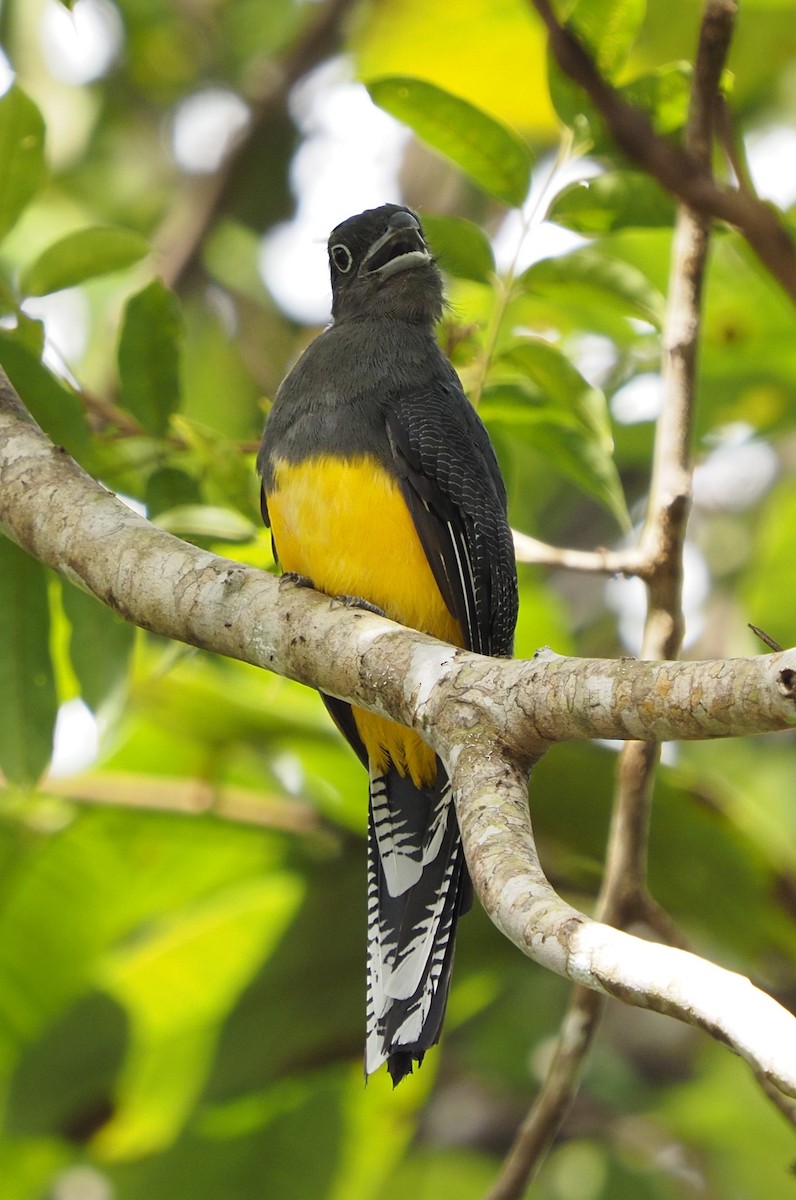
[327,204,443,325]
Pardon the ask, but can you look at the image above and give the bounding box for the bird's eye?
[331,243,353,273]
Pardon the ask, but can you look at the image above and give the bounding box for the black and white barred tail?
[365,759,471,1084]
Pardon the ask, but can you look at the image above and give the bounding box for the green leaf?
[202,219,270,304]
[500,338,615,450]
[0,86,47,244]
[0,332,91,461]
[0,1140,70,1200]
[355,0,556,135]
[180,305,262,441]
[144,466,202,518]
[519,247,666,328]
[170,415,259,516]
[481,348,629,529]
[420,214,495,283]
[548,60,690,157]
[118,280,183,437]
[546,51,604,152]
[0,273,16,315]
[560,0,647,76]
[0,537,58,786]
[61,579,135,713]
[382,1150,500,1200]
[696,229,796,437]
[743,480,796,649]
[11,313,45,356]
[21,226,150,297]
[0,805,286,1072]
[107,1073,349,1200]
[550,171,675,233]
[5,991,128,1138]
[622,62,692,135]
[367,77,533,206]
[97,874,304,1156]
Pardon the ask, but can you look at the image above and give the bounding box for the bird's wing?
[385,379,518,657]
[363,379,518,1082]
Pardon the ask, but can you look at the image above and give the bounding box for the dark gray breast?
[258,318,455,486]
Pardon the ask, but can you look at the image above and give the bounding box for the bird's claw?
[332,594,386,616]
[279,571,315,591]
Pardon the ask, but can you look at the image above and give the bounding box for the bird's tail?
[365,759,471,1085]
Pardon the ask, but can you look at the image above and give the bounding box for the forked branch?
[2,368,796,1109]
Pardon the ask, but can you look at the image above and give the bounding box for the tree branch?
[453,745,796,1100]
[2,367,796,1102]
[528,0,796,307]
[512,529,645,576]
[39,770,334,839]
[488,5,735,1190]
[154,0,359,291]
[2,370,796,745]
[484,986,601,1200]
[600,0,723,929]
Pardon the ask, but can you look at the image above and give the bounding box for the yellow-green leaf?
[483,339,629,529]
[0,537,57,786]
[61,580,135,714]
[550,171,675,233]
[0,86,47,243]
[355,0,555,133]
[118,280,183,437]
[21,227,150,297]
[421,214,495,283]
[367,77,533,206]
[560,0,646,76]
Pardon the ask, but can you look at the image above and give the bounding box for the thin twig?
[714,95,757,198]
[527,0,796,307]
[633,891,692,952]
[484,989,603,1200]
[80,387,147,437]
[602,0,728,908]
[487,6,731,1195]
[154,0,358,292]
[469,130,577,408]
[512,529,645,576]
[749,623,784,654]
[36,770,332,838]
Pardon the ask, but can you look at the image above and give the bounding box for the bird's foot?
[279,571,315,591]
[331,594,386,617]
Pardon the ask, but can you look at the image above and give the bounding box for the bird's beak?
[361,215,431,280]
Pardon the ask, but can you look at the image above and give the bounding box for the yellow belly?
[267,454,463,787]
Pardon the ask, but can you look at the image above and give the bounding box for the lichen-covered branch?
[4,372,794,749]
[2,367,796,1100]
[451,747,796,1101]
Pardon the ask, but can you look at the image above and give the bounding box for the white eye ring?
[331,243,353,273]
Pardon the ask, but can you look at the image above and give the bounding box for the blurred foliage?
[0,0,795,1196]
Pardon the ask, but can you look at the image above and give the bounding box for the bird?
[258,203,518,1084]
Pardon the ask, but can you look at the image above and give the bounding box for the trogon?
[258,204,518,1084]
